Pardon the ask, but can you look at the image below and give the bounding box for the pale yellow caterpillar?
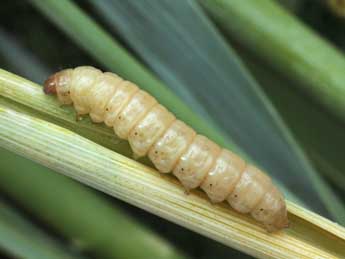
[44,66,289,232]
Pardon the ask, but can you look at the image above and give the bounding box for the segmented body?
[44,66,289,232]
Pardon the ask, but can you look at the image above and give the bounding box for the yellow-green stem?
[0,105,344,259]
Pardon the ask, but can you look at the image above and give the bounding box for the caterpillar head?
[44,69,73,105]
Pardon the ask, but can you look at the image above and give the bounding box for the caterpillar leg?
[184,189,190,195]
[75,114,83,121]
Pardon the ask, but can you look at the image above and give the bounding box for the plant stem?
[0,105,344,259]
[0,147,186,259]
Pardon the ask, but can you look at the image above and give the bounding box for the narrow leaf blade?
[0,104,344,259]
[0,199,84,259]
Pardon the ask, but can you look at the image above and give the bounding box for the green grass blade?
[0,105,345,259]
[89,0,339,218]
[0,147,186,259]
[240,50,345,195]
[0,199,84,259]
[28,0,236,152]
[0,28,50,83]
[200,0,345,123]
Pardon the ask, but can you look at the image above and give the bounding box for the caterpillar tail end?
[43,73,58,95]
[267,217,289,233]
[266,208,289,232]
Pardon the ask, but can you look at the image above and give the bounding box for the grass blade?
[240,51,345,194]
[0,147,186,259]
[89,0,340,218]
[0,105,344,259]
[0,199,84,259]
[200,0,345,123]
[0,28,50,84]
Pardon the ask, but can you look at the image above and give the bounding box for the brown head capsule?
[44,66,289,232]
[44,69,73,105]
[43,74,58,95]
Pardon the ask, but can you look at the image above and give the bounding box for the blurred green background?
[0,0,345,258]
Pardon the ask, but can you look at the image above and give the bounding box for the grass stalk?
[0,146,185,259]
[0,104,344,259]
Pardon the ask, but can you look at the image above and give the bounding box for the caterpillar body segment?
[70,66,102,115]
[173,135,220,190]
[88,72,121,123]
[115,90,157,139]
[149,120,196,173]
[44,66,289,232]
[104,81,138,127]
[228,165,272,214]
[201,149,245,203]
[129,104,176,157]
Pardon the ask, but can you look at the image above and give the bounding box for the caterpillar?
[44,66,289,232]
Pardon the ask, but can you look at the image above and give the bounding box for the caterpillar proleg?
[44,66,289,232]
